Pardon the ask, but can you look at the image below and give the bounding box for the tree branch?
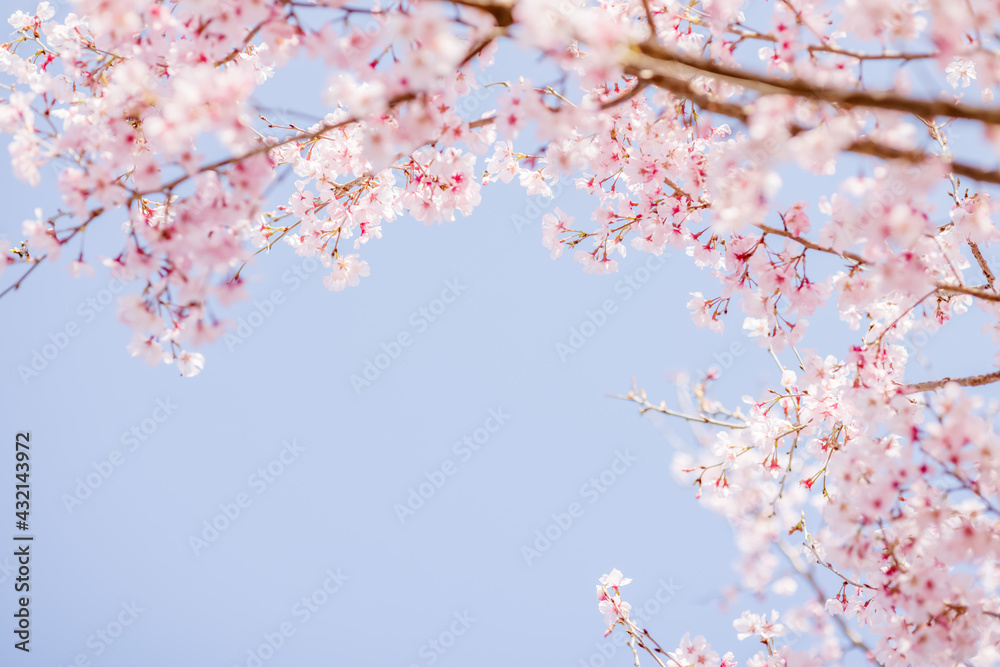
[639,0,657,42]
[969,241,996,290]
[0,259,45,300]
[902,369,1000,394]
[758,224,865,264]
[444,0,514,26]
[631,43,1000,126]
[845,139,1000,188]
[935,282,1000,303]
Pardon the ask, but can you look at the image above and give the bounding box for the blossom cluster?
[3,0,1000,663]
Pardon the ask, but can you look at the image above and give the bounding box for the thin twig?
[609,379,748,429]
[0,259,45,300]
[778,542,884,666]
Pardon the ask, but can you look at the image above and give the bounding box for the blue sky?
[2,2,997,666]
[2,157,758,666]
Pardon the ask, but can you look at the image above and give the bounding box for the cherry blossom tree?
[3,0,1000,664]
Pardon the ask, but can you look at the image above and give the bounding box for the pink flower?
[597,596,631,635]
[677,633,720,667]
[68,260,95,278]
[323,254,370,292]
[541,208,571,259]
[596,570,633,636]
[518,170,552,197]
[573,251,618,275]
[733,611,763,640]
[117,294,161,332]
[734,610,785,641]
[945,58,976,89]
[599,568,632,590]
[688,292,723,333]
[126,334,168,368]
[22,209,60,260]
[486,142,519,183]
[174,350,205,377]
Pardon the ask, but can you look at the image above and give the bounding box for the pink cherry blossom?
[323,254,370,292]
[946,58,977,89]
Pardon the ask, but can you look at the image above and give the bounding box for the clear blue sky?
[1,3,994,666]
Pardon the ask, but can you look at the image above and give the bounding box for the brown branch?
[806,44,936,61]
[969,241,996,289]
[758,224,866,264]
[631,43,1000,126]
[0,259,45,300]
[936,282,1000,303]
[468,116,494,129]
[631,69,749,119]
[903,369,1000,394]
[844,139,1000,187]
[600,81,650,110]
[639,0,657,42]
[444,0,514,26]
